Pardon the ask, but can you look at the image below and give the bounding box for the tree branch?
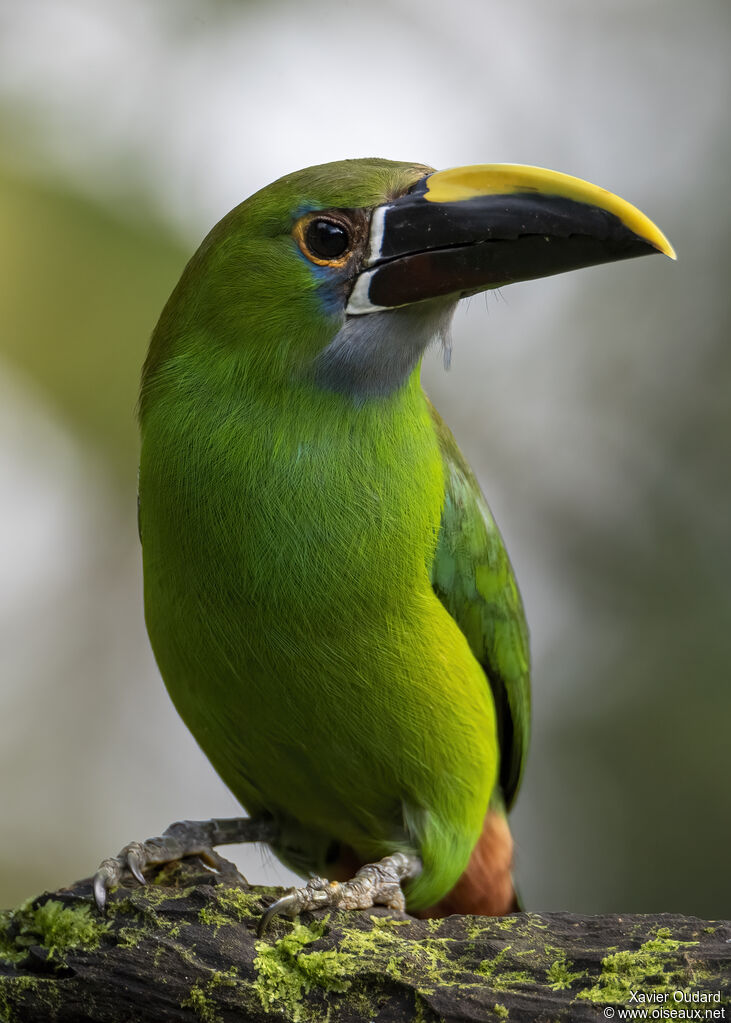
[0,855,728,1022]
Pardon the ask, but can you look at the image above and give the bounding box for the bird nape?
[93,159,674,933]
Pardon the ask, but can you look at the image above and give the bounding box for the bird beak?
[346,164,675,315]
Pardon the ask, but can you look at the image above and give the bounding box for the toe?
[125,844,148,886]
[93,857,120,913]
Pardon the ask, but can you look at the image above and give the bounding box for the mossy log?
[0,855,728,1022]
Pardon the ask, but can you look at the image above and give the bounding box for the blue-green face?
[144,157,674,403]
[204,157,430,327]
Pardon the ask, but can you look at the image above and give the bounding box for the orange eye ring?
[293,213,353,268]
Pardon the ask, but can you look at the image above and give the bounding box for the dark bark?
[0,855,728,1022]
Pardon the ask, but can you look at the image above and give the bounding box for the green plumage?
[428,402,530,810]
[139,159,530,911]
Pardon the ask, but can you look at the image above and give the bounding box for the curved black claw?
[257,892,302,938]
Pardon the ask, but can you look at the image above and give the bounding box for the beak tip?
[650,234,676,261]
[636,222,675,261]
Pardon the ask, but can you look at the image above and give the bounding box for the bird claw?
[92,843,154,912]
[257,891,307,938]
[92,859,118,913]
[257,852,420,937]
[91,817,278,913]
[126,845,148,886]
[257,879,346,937]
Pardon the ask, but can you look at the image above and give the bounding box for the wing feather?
[428,400,531,808]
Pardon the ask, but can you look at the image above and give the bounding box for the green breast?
[139,362,497,909]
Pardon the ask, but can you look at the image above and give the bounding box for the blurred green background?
[1,0,729,918]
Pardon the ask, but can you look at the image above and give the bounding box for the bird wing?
[427,399,531,809]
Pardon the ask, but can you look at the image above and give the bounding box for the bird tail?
[417,808,520,918]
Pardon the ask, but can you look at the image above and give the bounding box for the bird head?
[142,158,674,408]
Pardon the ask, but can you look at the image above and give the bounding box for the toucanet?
[93,159,674,930]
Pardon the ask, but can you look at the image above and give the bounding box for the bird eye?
[304,218,350,261]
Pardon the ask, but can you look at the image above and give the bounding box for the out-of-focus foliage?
[0,0,728,921]
[0,166,188,482]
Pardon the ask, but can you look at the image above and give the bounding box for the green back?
[428,400,531,808]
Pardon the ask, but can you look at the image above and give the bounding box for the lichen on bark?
[0,855,728,1022]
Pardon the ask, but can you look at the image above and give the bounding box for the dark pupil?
[306,219,349,259]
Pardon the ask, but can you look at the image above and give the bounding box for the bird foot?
[93,816,277,912]
[258,851,421,937]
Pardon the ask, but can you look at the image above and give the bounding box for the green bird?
[93,159,674,929]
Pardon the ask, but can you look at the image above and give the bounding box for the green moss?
[0,974,61,1022]
[465,920,490,940]
[198,884,260,934]
[465,915,519,940]
[109,878,194,917]
[183,984,218,1023]
[0,899,110,963]
[138,914,181,941]
[477,947,531,991]
[546,950,585,991]
[182,967,238,1023]
[578,933,700,1004]
[198,905,232,934]
[493,1004,509,1020]
[386,954,403,980]
[148,864,199,895]
[297,948,351,990]
[339,915,533,997]
[0,912,24,965]
[338,922,407,965]
[109,887,186,943]
[340,921,465,994]
[253,920,351,1021]
[126,882,194,911]
[494,916,519,932]
[32,900,108,956]
[116,925,147,949]
[369,914,410,929]
[213,884,259,921]
[413,993,430,1022]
